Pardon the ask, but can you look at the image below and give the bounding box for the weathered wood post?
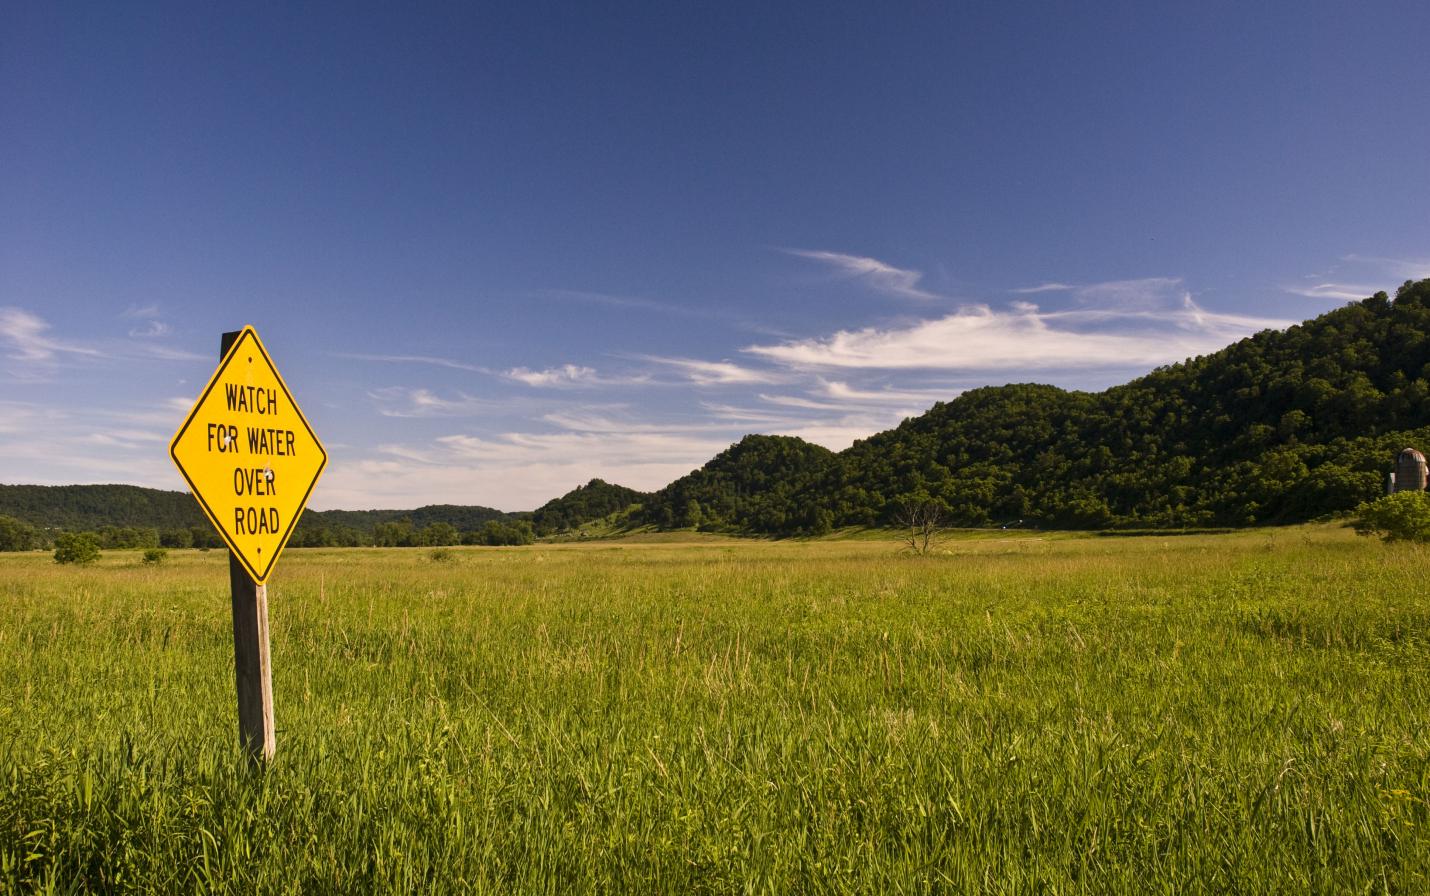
[222,330,276,763]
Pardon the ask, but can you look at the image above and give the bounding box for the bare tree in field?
[893,493,946,555]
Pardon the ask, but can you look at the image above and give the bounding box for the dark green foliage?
[93,526,160,550]
[645,281,1430,533]
[421,522,461,546]
[310,504,511,535]
[159,528,193,549]
[289,505,514,546]
[464,519,536,546]
[0,484,206,530]
[1354,491,1430,542]
[0,515,39,551]
[52,532,100,565]
[639,435,836,532]
[531,479,647,534]
[141,548,167,565]
[0,485,512,547]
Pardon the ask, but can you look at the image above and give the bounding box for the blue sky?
[3,2,1428,510]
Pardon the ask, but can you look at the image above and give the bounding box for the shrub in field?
[428,547,455,563]
[53,532,101,565]
[142,548,168,565]
[1353,491,1430,542]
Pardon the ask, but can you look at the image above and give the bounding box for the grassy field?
[2,526,1428,893]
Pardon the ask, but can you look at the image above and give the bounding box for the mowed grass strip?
[2,526,1428,893]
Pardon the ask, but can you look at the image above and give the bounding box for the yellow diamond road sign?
[170,327,327,583]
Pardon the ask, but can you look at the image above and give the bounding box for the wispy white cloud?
[541,412,735,435]
[367,387,495,418]
[756,394,847,411]
[316,425,733,511]
[127,319,171,338]
[0,398,188,489]
[1284,255,1430,302]
[536,288,791,337]
[504,364,651,388]
[1011,282,1076,294]
[1068,277,1187,310]
[784,249,940,300]
[1341,254,1430,279]
[334,352,490,373]
[0,307,106,363]
[744,292,1290,372]
[505,365,598,387]
[131,342,207,361]
[815,380,961,405]
[1012,278,1194,311]
[118,304,184,340]
[637,355,784,385]
[1281,282,1380,302]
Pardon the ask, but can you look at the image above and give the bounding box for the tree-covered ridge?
[0,485,513,536]
[0,484,209,531]
[305,504,510,535]
[0,485,519,549]
[531,479,647,535]
[639,434,837,532]
[642,280,1430,533]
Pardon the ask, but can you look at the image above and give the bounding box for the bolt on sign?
[170,326,327,583]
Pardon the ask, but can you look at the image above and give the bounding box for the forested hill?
[640,280,1430,532]
[531,479,648,535]
[0,484,207,531]
[639,435,835,531]
[0,484,510,536]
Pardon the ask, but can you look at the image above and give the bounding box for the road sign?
[170,326,327,584]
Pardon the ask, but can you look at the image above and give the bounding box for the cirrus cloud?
[783,249,941,300]
[743,292,1291,372]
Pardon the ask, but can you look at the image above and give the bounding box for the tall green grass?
[2,526,1428,893]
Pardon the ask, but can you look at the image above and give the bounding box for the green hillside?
[639,435,837,532]
[0,484,513,544]
[0,484,208,531]
[531,479,647,535]
[641,280,1430,533]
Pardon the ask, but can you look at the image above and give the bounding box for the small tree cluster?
[373,519,464,547]
[464,520,535,546]
[1353,491,1430,542]
[54,532,101,565]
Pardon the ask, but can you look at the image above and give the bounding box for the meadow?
[2,525,1428,893]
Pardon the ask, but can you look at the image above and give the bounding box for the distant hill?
[641,280,1430,533]
[0,484,207,531]
[639,434,836,531]
[306,504,512,534]
[531,479,647,535]
[0,484,512,537]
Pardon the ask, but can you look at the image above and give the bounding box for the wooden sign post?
[169,327,327,763]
